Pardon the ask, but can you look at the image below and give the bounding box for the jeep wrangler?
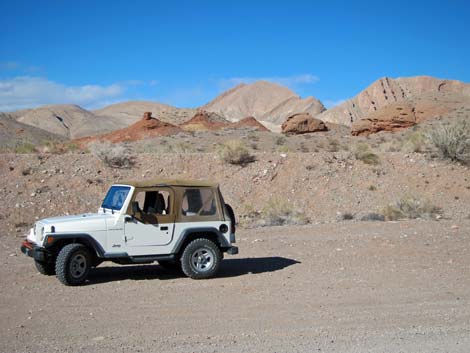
[21,178,238,286]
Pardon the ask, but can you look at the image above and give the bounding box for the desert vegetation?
[217,139,256,166]
[427,118,470,165]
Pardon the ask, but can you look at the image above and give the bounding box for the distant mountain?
[317,76,470,127]
[94,101,197,125]
[14,104,130,139]
[202,80,325,125]
[0,112,65,149]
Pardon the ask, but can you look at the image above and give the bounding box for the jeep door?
[124,187,175,254]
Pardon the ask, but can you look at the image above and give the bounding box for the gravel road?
[1,220,469,353]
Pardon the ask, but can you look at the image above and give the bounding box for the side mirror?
[131,201,140,216]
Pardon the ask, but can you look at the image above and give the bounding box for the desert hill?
[13,104,131,139]
[318,76,470,127]
[94,101,197,125]
[203,80,325,125]
[0,113,65,150]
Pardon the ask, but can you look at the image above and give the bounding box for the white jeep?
[21,178,238,286]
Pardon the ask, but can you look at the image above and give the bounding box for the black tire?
[55,244,91,286]
[35,260,56,276]
[158,260,182,272]
[181,238,222,279]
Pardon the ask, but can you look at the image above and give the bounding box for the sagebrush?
[380,197,441,220]
[426,119,470,164]
[217,140,255,166]
[89,142,135,168]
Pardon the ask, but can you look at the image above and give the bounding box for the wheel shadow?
[86,256,300,285]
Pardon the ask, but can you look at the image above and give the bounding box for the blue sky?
[1,0,469,111]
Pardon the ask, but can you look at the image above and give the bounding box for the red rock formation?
[75,112,182,145]
[281,113,328,134]
[232,117,269,131]
[180,110,230,131]
[351,103,417,136]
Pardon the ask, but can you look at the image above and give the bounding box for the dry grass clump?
[14,143,36,154]
[261,197,309,226]
[354,143,380,165]
[426,118,470,164]
[404,130,426,152]
[239,198,309,228]
[217,140,255,166]
[89,141,135,169]
[380,197,441,221]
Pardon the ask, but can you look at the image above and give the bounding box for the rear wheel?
[35,260,56,275]
[181,238,221,279]
[55,244,91,286]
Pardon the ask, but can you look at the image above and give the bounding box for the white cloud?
[218,74,319,90]
[323,98,346,108]
[0,76,126,111]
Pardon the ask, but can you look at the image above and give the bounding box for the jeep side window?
[181,188,216,216]
[134,190,171,224]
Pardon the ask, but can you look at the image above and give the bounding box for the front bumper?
[20,240,50,262]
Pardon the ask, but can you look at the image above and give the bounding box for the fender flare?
[44,233,106,257]
[172,227,230,254]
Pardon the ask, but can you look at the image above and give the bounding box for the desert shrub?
[15,143,36,154]
[89,141,135,169]
[261,197,309,226]
[327,139,340,152]
[360,213,385,221]
[277,145,290,153]
[275,136,286,145]
[380,197,441,221]
[354,143,380,165]
[367,185,377,191]
[217,140,255,166]
[426,119,470,164]
[338,212,354,221]
[404,131,426,152]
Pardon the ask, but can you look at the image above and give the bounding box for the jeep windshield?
[101,185,131,211]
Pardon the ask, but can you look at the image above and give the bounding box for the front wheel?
[55,244,92,286]
[181,238,222,279]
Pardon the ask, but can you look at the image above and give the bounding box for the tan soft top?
[119,178,219,188]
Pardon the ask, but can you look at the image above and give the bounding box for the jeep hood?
[39,213,112,233]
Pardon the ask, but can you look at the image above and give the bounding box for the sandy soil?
[1,220,469,353]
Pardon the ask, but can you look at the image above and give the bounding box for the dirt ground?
[1,220,469,353]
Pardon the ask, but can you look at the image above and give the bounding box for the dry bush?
[404,131,426,152]
[426,119,470,164]
[14,143,36,154]
[89,141,135,169]
[380,197,441,221]
[217,140,255,166]
[354,143,380,165]
[261,197,309,226]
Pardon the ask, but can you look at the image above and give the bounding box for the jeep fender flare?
[172,227,230,254]
[44,233,105,258]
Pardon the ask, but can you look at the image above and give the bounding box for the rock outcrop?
[317,76,470,127]
[281,113,328,134]
[231,117,269,131]
[180,110,230,131]
[351,103,417,136]
[76,112,182,145]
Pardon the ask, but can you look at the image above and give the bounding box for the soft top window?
[101,185,131,211]
[182,188,216,216]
